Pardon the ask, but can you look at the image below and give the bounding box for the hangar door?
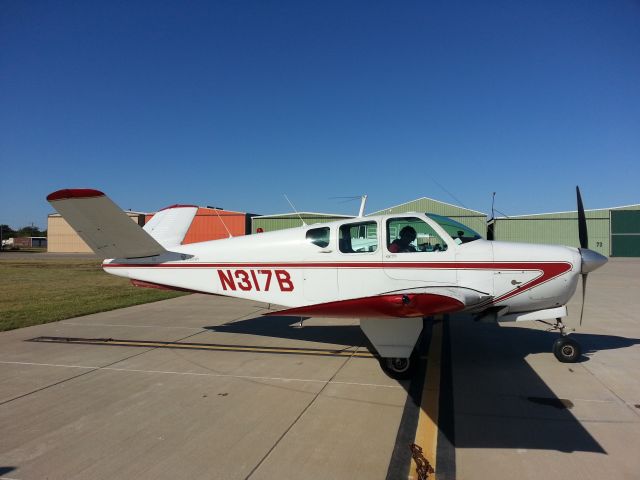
[611,210,640,257]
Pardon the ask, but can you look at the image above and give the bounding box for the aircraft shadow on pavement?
[441,316,640,454]
[208,314,640,454]
[205,312,639,454]
[204,315,368,349]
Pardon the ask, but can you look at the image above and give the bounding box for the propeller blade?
[576,186,588,249]
[579,273,587,326]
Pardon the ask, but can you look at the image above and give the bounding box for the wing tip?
[47,188,105,202]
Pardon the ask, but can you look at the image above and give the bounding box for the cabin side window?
[387,217,447,253]
[339,221,378,253]
[306,227,330,248]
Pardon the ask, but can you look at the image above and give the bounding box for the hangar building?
[251,198,487,234]
[48,211,147,253]
[252,213,354,233]
[368,197,488,234]
[48,207,255,253]
[147,207,256,244]
[491,204,640,257]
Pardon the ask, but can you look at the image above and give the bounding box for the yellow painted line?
[31,337,374,358]
[410,318,443,479]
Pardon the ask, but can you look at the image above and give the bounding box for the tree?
[0,224,15,241]
[17,225,45,237]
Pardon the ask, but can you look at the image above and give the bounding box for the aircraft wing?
[47,189,166,259]
[267,286,490,319]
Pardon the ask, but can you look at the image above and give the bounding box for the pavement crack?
[244,345,362,480]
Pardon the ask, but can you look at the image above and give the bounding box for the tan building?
[47,212,146,253]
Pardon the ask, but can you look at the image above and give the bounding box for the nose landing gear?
[538,317,583,363]
[552,336,581,363]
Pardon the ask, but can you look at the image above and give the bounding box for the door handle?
[319,249,333,253]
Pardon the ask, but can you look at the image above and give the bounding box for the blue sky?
[1,0,639,229]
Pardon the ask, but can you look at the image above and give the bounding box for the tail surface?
[47,189,166,259]
[143,204,198,248]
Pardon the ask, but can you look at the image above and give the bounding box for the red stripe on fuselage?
[104,261,573,307]
[104,261,570,270]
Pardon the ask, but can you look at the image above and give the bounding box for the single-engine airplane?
[47,188,607,378]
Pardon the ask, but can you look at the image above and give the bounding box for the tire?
[552,337,581,363]
[380,349,419,380]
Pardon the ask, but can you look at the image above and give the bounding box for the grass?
[0,258,187,331]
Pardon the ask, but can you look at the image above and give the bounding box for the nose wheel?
[552,336,581,363]
[538,318,582,363]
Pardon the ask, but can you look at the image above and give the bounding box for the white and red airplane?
[47,188,607,378]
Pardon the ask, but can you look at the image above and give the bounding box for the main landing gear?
[379,349,419,380]
[359,317,423,380]
[538,318,582,363]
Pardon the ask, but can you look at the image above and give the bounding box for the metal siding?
[252,214,352,233]
[611,210,640,256]
[47,213,145,253]
[611,210,640,234]
[47,215,93,253]
[182,208,247,244]
[494,210,610,256]
[369,198,487,234]
[611,236,640,257]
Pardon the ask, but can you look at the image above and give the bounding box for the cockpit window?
[387,217,448,253]
[306,227,330,248]
[426,214,482,244]
[339,221,378,253]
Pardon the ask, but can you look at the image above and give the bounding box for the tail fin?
[143,204,197,248]
[47,189,166,259]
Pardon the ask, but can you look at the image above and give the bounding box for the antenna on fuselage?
[214,208,233,238]
[284,194,306,226]
[330,195,368,217]
[358,194,368,217]
[491,192,496,221]
[487,192,496,240]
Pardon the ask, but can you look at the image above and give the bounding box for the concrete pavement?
[1,259,639,479]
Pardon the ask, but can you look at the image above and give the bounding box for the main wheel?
[552,337,581,363]
[380,350,418,380]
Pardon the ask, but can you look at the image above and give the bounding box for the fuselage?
[103,212,584,318]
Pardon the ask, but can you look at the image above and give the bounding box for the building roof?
[368,196,486,216]
[494,203,640,219]
[252,212,354,219]
[48,210,150,217]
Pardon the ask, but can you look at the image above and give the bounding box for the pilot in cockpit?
[388,226,417,253]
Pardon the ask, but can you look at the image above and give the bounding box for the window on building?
[387,217,447,253]
[306,227,330,248]
[339,221,378,253]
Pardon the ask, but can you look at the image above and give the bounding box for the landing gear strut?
[360,317,423,380]
[537,317,582,363]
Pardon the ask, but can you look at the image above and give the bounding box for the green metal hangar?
[252,212,355,233]
[251,197,487,235]
[367,197,488,234]
[491,204,640,257]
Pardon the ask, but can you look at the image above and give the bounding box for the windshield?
[426,214,483,244]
